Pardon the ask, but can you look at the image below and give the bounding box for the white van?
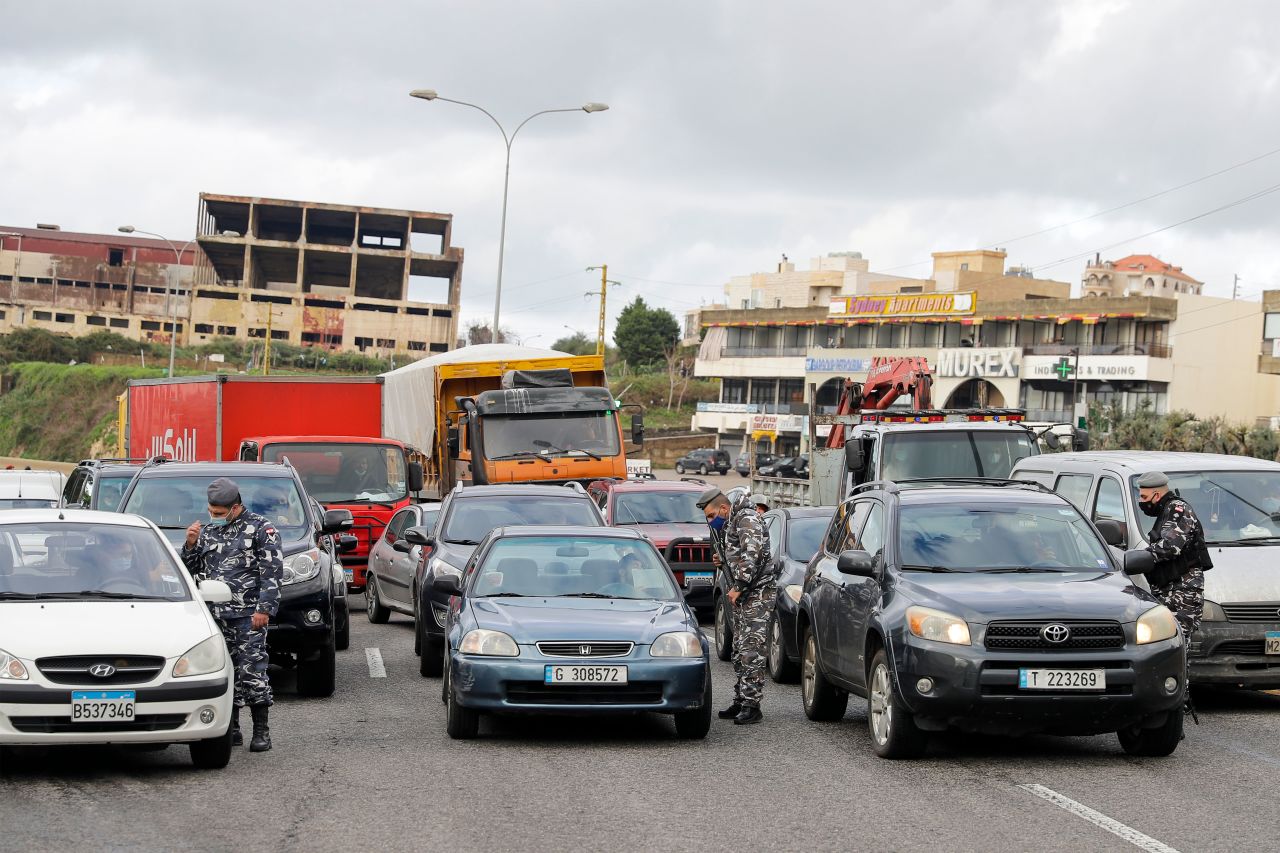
[0,470,64,510]
[1012,451,1280,689]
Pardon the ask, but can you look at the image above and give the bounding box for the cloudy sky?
[3,1,1279,345]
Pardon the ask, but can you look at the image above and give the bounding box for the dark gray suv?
[675,449,731,476]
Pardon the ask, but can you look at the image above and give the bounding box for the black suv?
[796,479,1186,759]
[411,483,605,676]
[734,452,779,478]
[61,458,147,511]
[119,460,354,697]
[675,448,730,476]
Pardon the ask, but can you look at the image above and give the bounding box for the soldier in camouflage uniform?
[182,477,284,752]
[698,487,775,725]
[1134,470,1212,720]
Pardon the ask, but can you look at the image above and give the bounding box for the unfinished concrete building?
[193,193,463,355]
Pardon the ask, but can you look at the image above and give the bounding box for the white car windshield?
[473,536,681,600]
[0,522,191,601]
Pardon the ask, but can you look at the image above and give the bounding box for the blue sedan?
[433,526,712,740]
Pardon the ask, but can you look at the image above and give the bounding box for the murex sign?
[935,348,1020,379]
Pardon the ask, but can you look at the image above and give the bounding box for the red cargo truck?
[122,375,423,592]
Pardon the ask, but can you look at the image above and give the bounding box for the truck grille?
[10,714,187,734]
[1221,603,1280,623]
[1213,640,1267,655]
[536,642,633,658]
[668,543,712,564]
[36,655,165,686]
[985,622,1125,651]
[505,682,664,705]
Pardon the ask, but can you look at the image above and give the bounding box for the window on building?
[354,336,373,351]
[247,327,265,338]
[429,342,448,352]
[749,379,777,408]
[1265,313,1280,339]
[108,248,124,268]
[194,323,214,334]
[740,299,750,309]
[270,330,288,340]
[141,321,161,331]
[721,378,747,405]
[33,310,52,321]
[407,341,427,351]
[109,318,129,329]
[375,338,395,349]
[86,315,107,327]
[959,263,969,271]
[216,325,237,336]
[778,379,804,409]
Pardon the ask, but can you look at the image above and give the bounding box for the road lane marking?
[1019,784,1180,853]
[365,648,387,678]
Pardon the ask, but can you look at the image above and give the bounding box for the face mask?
[208,516,229,527]
[107,556,131,573]
[1138,499,1161,517]
[708,516,726,532]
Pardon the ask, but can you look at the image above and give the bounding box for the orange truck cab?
[238,435,425,592]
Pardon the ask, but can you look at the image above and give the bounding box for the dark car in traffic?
[61,458,146,511]
[796,480,1186,758]
[734,452,779,478]
[119,460,354,697]
[365,500,441,624]
[759,455,808,479]
[674,448,731,476]
[434,526,712,740]
[412,484,605,677]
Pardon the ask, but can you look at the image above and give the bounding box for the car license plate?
[1266,632,1280,655]
[70,690,136,722]
[684,572,713,587]
[1018,669,1105,691]
[343,568,354,582]
[544,665,628,685]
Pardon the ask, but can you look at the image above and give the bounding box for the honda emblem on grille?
[1040,624,1071,644]
[88,663,117,678]
[579,645,592,656]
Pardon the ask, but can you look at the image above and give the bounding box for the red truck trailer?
[122,375,423,591]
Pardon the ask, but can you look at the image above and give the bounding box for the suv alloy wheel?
[867,648,927,759]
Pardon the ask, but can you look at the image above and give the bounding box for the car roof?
[488,525,645,540]
[452,484,593,498]
[895,486,1070,506]
[776,505,836,519]
[132,461,297,478]
[1015,451,1280,473]
[94,464,143,476]
[594,479,706,494]
[0,509,154,527]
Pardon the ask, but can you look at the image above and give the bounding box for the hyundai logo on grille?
[1040,624,1071,644]
[88,663,117,678]
[579,645,592,656]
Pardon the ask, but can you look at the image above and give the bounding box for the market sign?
[804,356,873,373]
[828,291,976,319]
[750,414,806,434]
[935,347,1020,379]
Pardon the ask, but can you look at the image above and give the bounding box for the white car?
[0,510,235,768]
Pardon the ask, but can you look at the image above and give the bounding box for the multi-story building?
[1082,253,1204,298]
[0,193,465,358]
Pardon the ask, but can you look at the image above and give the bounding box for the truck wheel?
[867,648,927,759]
[714,594,734,661]
[1118,710,1183,757]
[767,612,799,683]
[297,642,337,698]
[334,600,350,651]
[189,729,232,769]
[366,574,390,624]
[444,660,479,739]
[419,633,443,677]
[673,668,713,739]
[801,627,848,722]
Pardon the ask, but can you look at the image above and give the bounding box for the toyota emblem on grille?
[88,663,117,678]
[1040,624,1071,644]
[579,645,592,656]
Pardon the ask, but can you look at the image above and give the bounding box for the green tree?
[612,297,679,369]
[551,331,597,355]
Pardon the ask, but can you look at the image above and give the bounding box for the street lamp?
[409,89,608,336]
[118,225,195,378]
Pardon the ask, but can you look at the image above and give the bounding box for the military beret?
[750,493,770,509]
[1135,471,1169,488]
[207,477,242,507]
[695,487,724,509]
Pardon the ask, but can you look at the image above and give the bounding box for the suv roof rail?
[143,456,170,467]
[849,480,899,496]
[893,476,1054,493]
[563,481,586,494]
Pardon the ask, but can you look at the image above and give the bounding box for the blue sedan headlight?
[460,629,519,657]
[650,632,702,657]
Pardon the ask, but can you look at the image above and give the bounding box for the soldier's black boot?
[734,706,763,725]
[249,705,272,752]
[718,702,742,719]
[230,707,243,746]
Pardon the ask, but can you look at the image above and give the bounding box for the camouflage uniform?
[1146,494,1210,637]
[181,510,284,707]
[723,493,775,709]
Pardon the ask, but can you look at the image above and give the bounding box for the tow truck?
[750,355,1087,506]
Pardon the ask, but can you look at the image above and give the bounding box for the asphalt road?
[2,601,1278,853]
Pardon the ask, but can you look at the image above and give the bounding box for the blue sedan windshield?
[474,536,681,601]
[898,502,1114,571]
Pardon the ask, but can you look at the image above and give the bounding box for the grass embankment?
[609,372,718,433]
[0,363,167,462]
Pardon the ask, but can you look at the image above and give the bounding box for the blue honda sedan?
[433,526,712,740]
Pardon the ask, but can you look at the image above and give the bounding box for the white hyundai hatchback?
[0,510,235,769]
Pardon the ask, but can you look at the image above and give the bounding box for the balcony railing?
[1023,343,1171,358]
[721,346,809,358]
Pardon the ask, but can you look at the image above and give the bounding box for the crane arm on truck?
[825,356,934,448]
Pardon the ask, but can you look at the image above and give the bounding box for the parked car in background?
[366,500,441,624]
[798,480,1186,759]
[62,459,147,511]
[734,452,779,478]
[413,484,605,677]
[435,526,711,740]
[0,510,236,768]
[675,449,731,476]
[587,478,717,615]
[759,455,809,479]
[0,470,63,510]
[1012,451,1280,690]
[118,460,354,697]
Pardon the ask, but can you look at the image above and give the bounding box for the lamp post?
[408,89,608,337]
[118,226,195,378]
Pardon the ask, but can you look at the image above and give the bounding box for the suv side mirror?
[403,526,432,547]
[836,549,875,576]
[844,440,866,473]
[337,534,358,554]
[1073,429,1090,451]
[322,509,354,534]
[631,413,645,446]
[1095,519,1128,549]
[1122,549,1154,576]
[1042,430,1061,450]
[433,573,463,596]
[407,462,425,493]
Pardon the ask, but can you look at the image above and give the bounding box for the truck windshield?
[881,430,1035,482]
[614,491,704,525]
[261,443,408,504]
[482,413,620,460]
[1130,470,1280,544]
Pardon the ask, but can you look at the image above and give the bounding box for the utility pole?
[263,309,273,376]
[585,265,620,356]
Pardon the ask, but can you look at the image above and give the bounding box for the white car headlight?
[1136,605,1179,645]
[283,548,321,585]
[459,629,519,657]
[0,647,28,680]
[650,631,702,658]
[784,584,803,604]
[906,606,972,646]
[173,635,227,678]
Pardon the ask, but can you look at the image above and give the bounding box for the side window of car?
[840,502,872,553]
[1093,476,1127,523]
[857,502,887,560]
[1014,468,1054,488]
[1054,473,1094,510]
[823,504,848,556]
[62,470,85,506]
[385,510,411,543]
[78,472,95,508]
[764,515,781,560]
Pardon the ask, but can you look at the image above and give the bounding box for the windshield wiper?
[900,564,961,573]
[481,592,527,598]
[982,566,1073,573]
[560,592,617,598]
[1209,536,1280,546]
[499,451,555,463]
[442,538,480,546]
[0,591,59,600]
[76,590,169,600]
[531,440,602,461]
